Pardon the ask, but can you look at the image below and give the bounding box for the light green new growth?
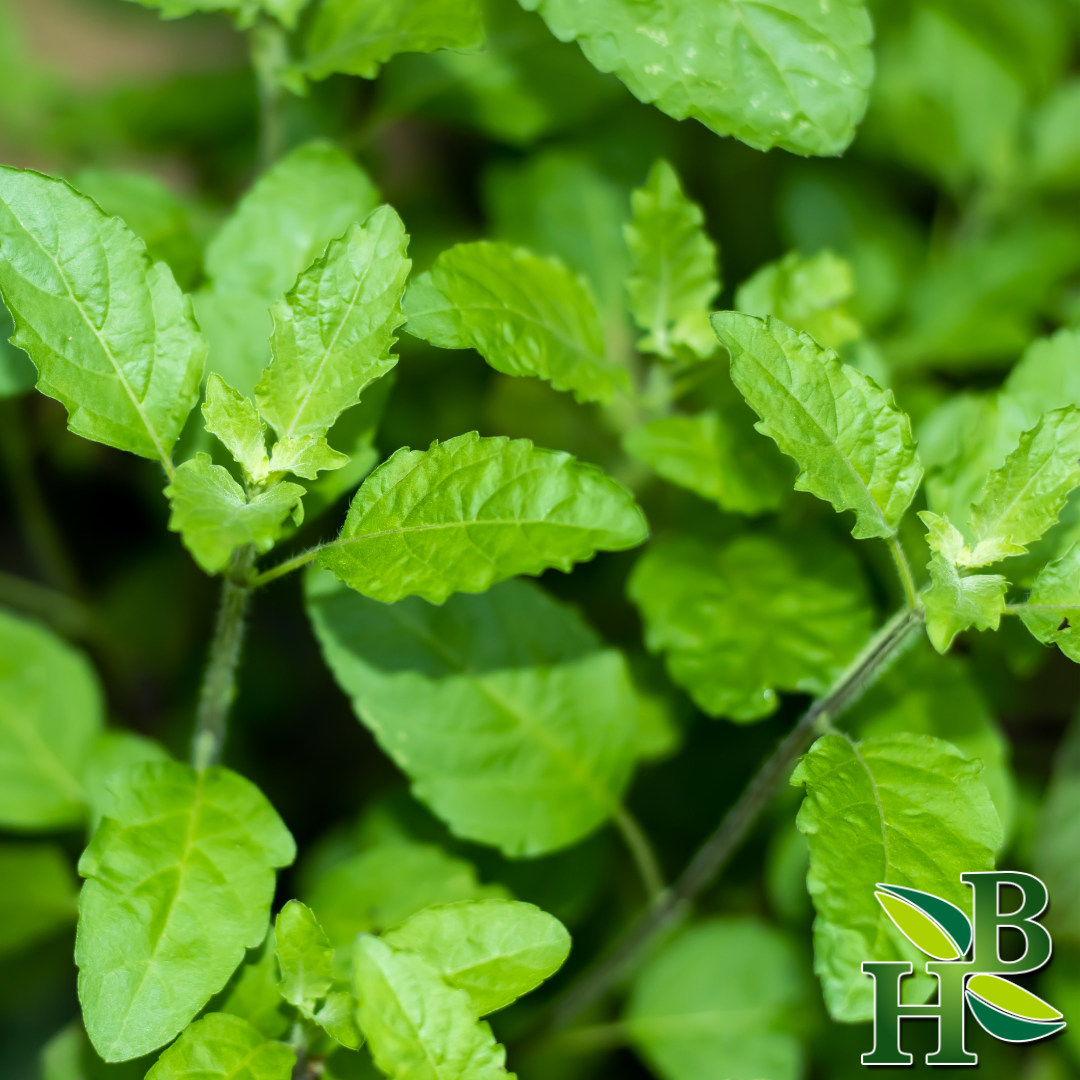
[629,534,872,722]
[627,918,806,1080]
[384,900,571,1016]
[1018,543,1080,663]
[122,0,306,28]
[76,762,296,1061]
[318,431,647,604]
[520,0,874,156]
[0,843,78,960]
[166,454,306,574]
[713,313,923,540]
[403,241,628,404]
[624,159,719,360]
[353,934,511,1080]
[0,609,103,829]
[204,374,271,484]
[256,207,409,440]
[301,0,485,81]
[265,436,348,481]
[0,167,205,473]
[307,572,644,855]
[142,1013,294,1080]
[793,733,1001,1022]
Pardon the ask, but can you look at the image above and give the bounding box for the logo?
[862,871,1065,1066]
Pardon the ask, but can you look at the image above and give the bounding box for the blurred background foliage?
[3,0,1080,1078]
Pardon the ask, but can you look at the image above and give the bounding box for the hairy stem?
[191,547,256,769]
[613,805,666,903]
[249,547,321,589]
[887,533,919,611]
[546,606,924,1033]
[252,18,289,172]
[0,399,82,595]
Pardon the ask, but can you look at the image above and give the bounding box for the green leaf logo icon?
[967,975,1065,1042]
[874,884,972,960]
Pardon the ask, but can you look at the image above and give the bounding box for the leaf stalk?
[613,805,666,903]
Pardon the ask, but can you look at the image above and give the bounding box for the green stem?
[0,399,82,595]
[251,18,289,172]
[191,547,256,769]
[544,605,924,1034]
[887,533,919,610]
[249,547,321,589]
[613,805,666,903]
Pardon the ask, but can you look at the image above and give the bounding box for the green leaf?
[210,926,293,1042]
[735,249,862,352]
[792,733,1001,1022]
[1034,719,1080,940]
[301,0,485,81]
[626,918,806,1080]
[1019,543,1080,663]
[165,454,306,574]
[713,313,922,539]
[41,1022,155,1080]
[195,142,380,399]
[203,374,270,484]
[307,571,644,854]
[628,534,872,722]
[305,835,506,949]
[143,1013,294,1080]
[383,900,570,1016]
[968,407,1080,561]
[0,608,103,829]
[625,160,719,361]
[122,0,307,30]
[266,436,349,481]
[521,0,873,156]
[0,167,205,467]
[76,762,296,1061]
[0,298,37,398]
[1002,328,1080,429]
[318,431,647,604]
[0,842,78,960]
[922,552,1008,654]
[82,730,172,833]
[403,241,628,405]
[352,934,510,1080]
[256,207,409,441]
[622,411,785,515]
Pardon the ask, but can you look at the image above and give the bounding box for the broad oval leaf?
[628,533,872,722]
[143,1013,294,1080]
[383,899,571,1016]
[792,733,1001,1022]
[0,167,205,467]
[76,762,296,1061]
[404,241,628,404]
[625,160,720,360]
[353,934,510,1080]
[256,206,410,442]
[0,842,78,960]
[318,431,647,604]
[306,571,644,855]
[165,455,306,574]
[0,609,103,829]
[521,0,874,157]
[626,918,806,1080]
[967,974,1062,1022]
[302,0,485,81]
[275,900,333,1011]
[713,312,923,539]
[874,891,965,961]
[965,990,1066,1043]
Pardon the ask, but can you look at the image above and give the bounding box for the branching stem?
[613,805,666,903]
[545,605,923,1033]
[191,547,256,769]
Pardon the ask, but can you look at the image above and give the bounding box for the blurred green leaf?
[165,454,305,574]
[1030,81,1080,190]
[195,142,380,399]
[0,843,78,960]
[122,0,306,29]
[713,312,922,540]
[208,926,291,1042]
[629,533,872,722]
[0,168,205,466]
[318,431,647,604]
[257,207,409,441]
[41,1023,153,1080]
[301,0,484,81]
[793,733,1001,1021]
[76,762,296,1061]
[626,918,806,1080]
[82,732,172,834]
[404,241,627,404]
[0,609,103,829]
[383,899,570,1016]
[142,1013,293,1080]
[521,0,873,156]
[625,160,719,361]
[307,571,643,854]
[1034,719,1080,940]
[352,934,510,1080]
